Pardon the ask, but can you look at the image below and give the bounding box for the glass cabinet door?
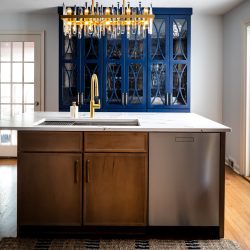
[148,18,170,108]
[125,31,147,109]
[81,35,102,110]
[59,36,80,110]
[170,16,190,108]
[103,33,125,109]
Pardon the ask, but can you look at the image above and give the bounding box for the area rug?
[0,238,242,250]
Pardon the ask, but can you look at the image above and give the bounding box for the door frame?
[240,20,250,176]
[0,31,45,111]
[0,32,44,157]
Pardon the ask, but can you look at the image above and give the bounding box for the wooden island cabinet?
[18,132,83,226]
[17,130,225,238]
[17,131,148,235]
[83,132,148,226]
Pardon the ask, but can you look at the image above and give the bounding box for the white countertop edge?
[0,112,232,132]
[0,126,231,132]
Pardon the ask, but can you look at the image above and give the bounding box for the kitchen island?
[0,112,230,238]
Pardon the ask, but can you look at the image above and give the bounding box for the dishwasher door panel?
[149,133,220,226]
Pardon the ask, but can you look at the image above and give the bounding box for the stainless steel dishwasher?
[149,132,220,226]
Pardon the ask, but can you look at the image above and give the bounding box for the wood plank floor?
[0,159,249,249]
[0,159,17,239]
[224,167,250,250]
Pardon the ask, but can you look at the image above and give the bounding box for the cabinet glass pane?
[12,84,22,103]
[12,42,23,62]
[24,42,34,62]
[128,63,143,105]
[107,34,122,59]
[63,63,77,88]
[64,36,76,60]
[173,19,187,60]
[106,63,122,104]
[1,63,11,82]
[172,64,187,105]
[128,32,143,59]
[84,64,98,102]
[150,63,166,105]
[85,36,99,59]
[1,84,11,103]
[151,19,166,60]
[62,63,77,105]
[0,42,11,62]
[12,63,23,82]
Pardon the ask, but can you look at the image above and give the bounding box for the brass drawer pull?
[74,160,79,183]
[86,160,90,183]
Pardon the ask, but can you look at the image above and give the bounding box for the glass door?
[125,30,147,109]
[170,15,190,109]
[103,33,125,110]
[148,17,169,109]
[0,34,43,157]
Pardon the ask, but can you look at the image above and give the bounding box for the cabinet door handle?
[86,160,90,183]
[74,160,79,183]
[77,92,80,105]
[80,92,84,105]
[125,92,128,106]
[122,93,125,106]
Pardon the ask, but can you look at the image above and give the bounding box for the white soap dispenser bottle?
[70,101,78,118]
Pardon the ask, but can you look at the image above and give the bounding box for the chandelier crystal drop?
[61,0,154,39]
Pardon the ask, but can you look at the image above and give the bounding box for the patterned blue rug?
[0,238,242,249]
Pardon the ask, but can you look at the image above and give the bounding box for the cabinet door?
[148,17,170,109]
[81,35,103,110]
[59,32,81,111]
[169,15,190,110]
[83,153,148,226]
[125,32,147,109]
[103,34,125,110]
[18,153,82,226]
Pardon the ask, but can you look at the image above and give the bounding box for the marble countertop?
[0,112,231,132]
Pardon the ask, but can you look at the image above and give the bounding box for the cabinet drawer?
[18,131,83,152]
[84,132,148,152]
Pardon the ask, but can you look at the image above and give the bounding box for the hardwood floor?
[0,159,17,239]
[224,166,250,250]
[0,159,249,249]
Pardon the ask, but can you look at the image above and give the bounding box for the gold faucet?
[90,74,100,118]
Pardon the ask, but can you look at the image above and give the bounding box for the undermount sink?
[36,119,140,127]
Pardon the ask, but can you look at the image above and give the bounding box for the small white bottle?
[70,102,78,118]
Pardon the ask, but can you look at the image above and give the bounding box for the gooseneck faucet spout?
[90,74,101,118]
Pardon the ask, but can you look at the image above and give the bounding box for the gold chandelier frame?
[61,0,154,38]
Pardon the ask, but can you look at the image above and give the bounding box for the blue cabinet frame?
[58,7,192,112]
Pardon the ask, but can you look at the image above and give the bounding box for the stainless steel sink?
[36,119,140,126]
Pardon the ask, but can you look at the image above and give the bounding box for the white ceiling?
[0,0,246,15]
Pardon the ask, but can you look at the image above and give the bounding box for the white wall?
[223,0,250,173]
[191,14,223,122]
[0,10,59,111]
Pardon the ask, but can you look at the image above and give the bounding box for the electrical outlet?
[228,158,234,168]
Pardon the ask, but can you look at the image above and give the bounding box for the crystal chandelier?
[61,0,154,39]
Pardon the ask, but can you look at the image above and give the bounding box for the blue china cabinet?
[58,8,192,112]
